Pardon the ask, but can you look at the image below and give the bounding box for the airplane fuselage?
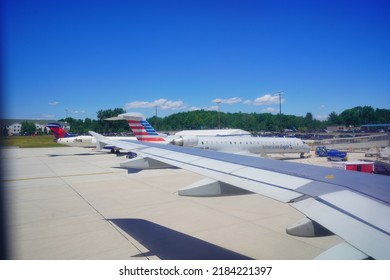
[171,135,310,156]
[202,136,309,154]
[56,136,137,148]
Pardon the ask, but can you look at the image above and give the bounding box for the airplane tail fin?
[118,113,167,143]
[46,123,72,139]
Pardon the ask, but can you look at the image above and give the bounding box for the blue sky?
[3,0,390,121]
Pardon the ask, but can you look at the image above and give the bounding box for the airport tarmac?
[1,147,360,260]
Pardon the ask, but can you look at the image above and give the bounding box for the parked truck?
[315,146,348,161]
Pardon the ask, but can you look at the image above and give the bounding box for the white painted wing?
[89,132,390,259]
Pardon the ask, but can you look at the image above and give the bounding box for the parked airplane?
[118,112,310,157]
[46,122,136,152]
[46,123,94,147]
[89,131,390,260]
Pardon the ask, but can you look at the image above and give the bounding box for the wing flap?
[314,242,369,260]
[232,167,312,191]
[191,158,245,173]
[320,191,390,232]
[292,195,390,260]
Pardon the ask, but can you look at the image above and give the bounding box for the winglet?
[89,131,103,139]
[89,131,107,151]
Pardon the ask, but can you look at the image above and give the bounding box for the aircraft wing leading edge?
[89,131,390,259]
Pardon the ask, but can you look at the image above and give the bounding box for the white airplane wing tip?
[89,131,102,138]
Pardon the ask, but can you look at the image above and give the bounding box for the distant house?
[0,119,69,135]
[326,125,350,132]
[6,122,22,135]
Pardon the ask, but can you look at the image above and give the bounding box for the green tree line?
[59,108,130,134]
[17,106,390,135]
[147,110,325,132]
[147,106,390,132]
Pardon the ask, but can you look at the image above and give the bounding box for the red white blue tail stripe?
[126,119,166,142]
[46,123,72,138]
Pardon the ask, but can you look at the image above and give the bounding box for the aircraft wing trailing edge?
[89,131,390,259]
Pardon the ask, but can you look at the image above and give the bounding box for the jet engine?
[170,136,199,147]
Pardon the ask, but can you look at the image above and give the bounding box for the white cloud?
[125,99,186,110]
[261,107,278,113]
[72,110,86,114]
[315,115,328,121]
[125,101,157,108]
[207,105,219,111]
[212,97,242,104]
[253,94,284,106]
[189,106,202,111]
[160,100,186,110]
[48,101,60,106]
[189,105,219,111]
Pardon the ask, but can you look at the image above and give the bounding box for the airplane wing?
[89,131,390,259]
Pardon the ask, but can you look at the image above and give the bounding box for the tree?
[327,112,340,125]
[96,108,128,133]
[21,121,36,135]
[96,108,126,120]
[305,112,313,121]
[360,106,376,124]
[1,125,9,136]
[375,108,390,123]
[339,106,363,126]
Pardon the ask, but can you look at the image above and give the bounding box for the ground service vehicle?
[315,146,348,161]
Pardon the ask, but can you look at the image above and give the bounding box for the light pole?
[216,101,221,129]
[278,92,282,115]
